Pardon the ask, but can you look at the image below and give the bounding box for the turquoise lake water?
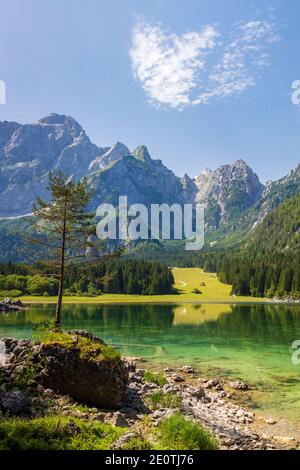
[1,302,300,426]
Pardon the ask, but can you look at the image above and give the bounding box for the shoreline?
[1,335,299,450]
[0,336,294,451]
[3,268,299,306]
[134,358,300,448]
[18,296,299,306]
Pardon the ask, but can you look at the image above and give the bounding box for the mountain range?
[0,113,299,254]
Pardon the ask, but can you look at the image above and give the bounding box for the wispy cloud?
[130,17,280,109]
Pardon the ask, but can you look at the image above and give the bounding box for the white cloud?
[130,22,219,109]
[130,18,280,109]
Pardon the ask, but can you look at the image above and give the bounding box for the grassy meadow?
[20,268,267,304]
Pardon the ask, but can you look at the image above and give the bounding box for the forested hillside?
[218,194,300,298]
[0,259,174,297]
[133,194,300,299]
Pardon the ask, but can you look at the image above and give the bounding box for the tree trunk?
[54,196,67,329]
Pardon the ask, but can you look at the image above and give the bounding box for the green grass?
[0,416,125,450]
[147,391,182,411]
[144,371,167,387]
[41,331,121,362]
[119,437,152,450]
[155,413,219,450]
[19,268,268,305]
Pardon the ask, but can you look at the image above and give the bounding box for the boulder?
[36,335,128,409]
[204,378,220,389]
[107,411,129,427]
[0,390,30,416]
[0,299,25,312]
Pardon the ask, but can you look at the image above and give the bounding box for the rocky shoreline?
[0,335,298,450]
[0,298,25,312]
[271,297,300,305]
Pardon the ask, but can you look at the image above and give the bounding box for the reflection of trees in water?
[62,304,175,333]
[192,304,300,345]
[1,304,300,346]
[0,308,51,326]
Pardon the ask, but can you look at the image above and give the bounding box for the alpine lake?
[1,302,300,434]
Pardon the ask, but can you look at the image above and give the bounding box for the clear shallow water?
[1,302,300,425]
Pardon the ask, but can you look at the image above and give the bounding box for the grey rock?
[204,379,220,389]
[112,432,137,449]
[170,374,185,383]
[229,381,249,391]
[37,333,128,409]
[0,390,30,416]
[107,411,129,427]
[180,366,194,374]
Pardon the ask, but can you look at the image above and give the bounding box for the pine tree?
[30,171,99,328]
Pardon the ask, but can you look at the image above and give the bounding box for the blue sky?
[0,0,299,182]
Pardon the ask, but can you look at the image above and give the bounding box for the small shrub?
[144,371,167,387]
[148,391,182,411]
[155,413,218,450]
[121,437,152,450]
[192,288,202,294]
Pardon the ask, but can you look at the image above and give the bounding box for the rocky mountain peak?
[0,113,298,242]
[37,113,84,139]
[0,115,104,216]
[195,160,264,229]
[132,145,152,163]
[89,142,130,172]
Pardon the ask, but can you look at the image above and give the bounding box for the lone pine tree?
[31,171,98,328]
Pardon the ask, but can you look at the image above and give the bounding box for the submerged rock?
[229,381,249,391]
[180,366,194,374]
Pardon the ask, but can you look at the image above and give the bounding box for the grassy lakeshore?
[20,268,268,304]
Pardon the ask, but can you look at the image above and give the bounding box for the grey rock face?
[88,147,191,210]
[0,114,192,218]
[0,114,106,217]
[195,159,264,229]
[254,163,300,224]
[1,113,298,247]
[89,142,129,172]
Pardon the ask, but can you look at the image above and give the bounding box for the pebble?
[265,417,276,425]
